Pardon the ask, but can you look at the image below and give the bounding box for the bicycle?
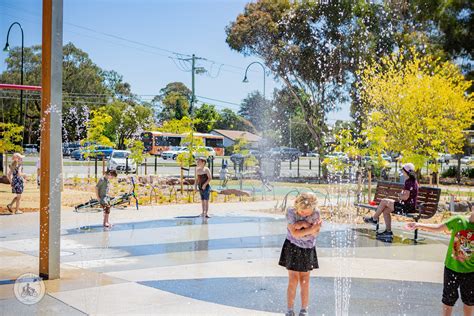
[74,177,139,213]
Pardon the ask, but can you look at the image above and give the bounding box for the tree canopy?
[227,0,473,146]
[359,48,473,170]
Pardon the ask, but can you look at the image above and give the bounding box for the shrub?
[462,168,474,178]
[442,166,458,178]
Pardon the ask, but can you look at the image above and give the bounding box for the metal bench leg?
[410,217,425,244]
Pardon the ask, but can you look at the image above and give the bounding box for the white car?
[326,152,348,162]
[381,154,392,163]
[162,146,187,160]
[108,150,136,173]
[461,156,474,165]
[202,146,216,158]
[437,153,451,164]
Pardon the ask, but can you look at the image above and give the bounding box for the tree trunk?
[279,76,323,150]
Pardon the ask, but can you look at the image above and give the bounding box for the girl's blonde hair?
[294,192,318,212]
[10,160,20,171]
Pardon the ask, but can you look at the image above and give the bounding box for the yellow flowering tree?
[82,110,114,159]
[176,132,206,167]
[124,138,145,166]
[358,47,473,171]
[158,116,199,134]
[0,123,24,173]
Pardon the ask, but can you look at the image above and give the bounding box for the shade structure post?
[39,0,63,280]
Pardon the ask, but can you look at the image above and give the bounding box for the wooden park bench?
[355,181,442,242]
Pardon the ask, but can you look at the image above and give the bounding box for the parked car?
[94,146,114,159]
[270,147,301,161]
[326,151,349,162]
[436,153,451,164]
[162,146,188,160]
[306,151,319,157]
[461,156,474,165]
[71,146,113,160]
[108,150,136,173]
[381,154,392,163]
[203,146,216,157]
[249,149,263,159]
[63,142,81,156]
[23,144,39,155]
[71,149,84,160]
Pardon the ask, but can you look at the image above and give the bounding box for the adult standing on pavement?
[6,153,26,214]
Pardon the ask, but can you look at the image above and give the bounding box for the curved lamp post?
[4,22,25,130]
[242,61,266,99]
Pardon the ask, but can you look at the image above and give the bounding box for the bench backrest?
[373,181,441,219]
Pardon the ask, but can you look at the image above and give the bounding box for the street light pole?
[4,22,25,131]
[243,61,267,146]
[242,61,266,99]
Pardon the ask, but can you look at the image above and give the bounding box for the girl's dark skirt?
[279,239,319,272]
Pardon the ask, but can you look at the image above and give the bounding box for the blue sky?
[0,0,351,121]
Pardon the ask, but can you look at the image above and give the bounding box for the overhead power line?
[0,2,262,76]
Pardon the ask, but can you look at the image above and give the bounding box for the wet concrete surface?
[141,276,443,315]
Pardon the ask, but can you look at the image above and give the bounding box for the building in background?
[210,129,261,149]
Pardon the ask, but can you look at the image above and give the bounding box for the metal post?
[309,159,312,170]
[368,168,372,202]
[94,156,98,181]
[154,155,157,175]
[289,113,292,148]
[289,159,292,170]
[456,157,461,184]
[318,156,321,180]
[297,157,300,178]
[39,0,62,280]
[144,157,147,175]
[191,54,195,113]
[210,156,214,179]
[126,157,129,175]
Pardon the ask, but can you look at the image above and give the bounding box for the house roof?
[212,129,261,142]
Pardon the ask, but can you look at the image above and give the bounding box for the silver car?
[108,150,137,173]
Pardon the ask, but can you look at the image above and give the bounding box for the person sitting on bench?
[363,163,419,240]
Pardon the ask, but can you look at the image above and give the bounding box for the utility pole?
[177,54,206,114]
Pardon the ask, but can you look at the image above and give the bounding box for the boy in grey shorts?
[96,170,117,227]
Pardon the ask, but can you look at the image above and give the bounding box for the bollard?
[154,155,157,175]
[309,159,312,170]
[289,159,292,170]
[126,157,129,175]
